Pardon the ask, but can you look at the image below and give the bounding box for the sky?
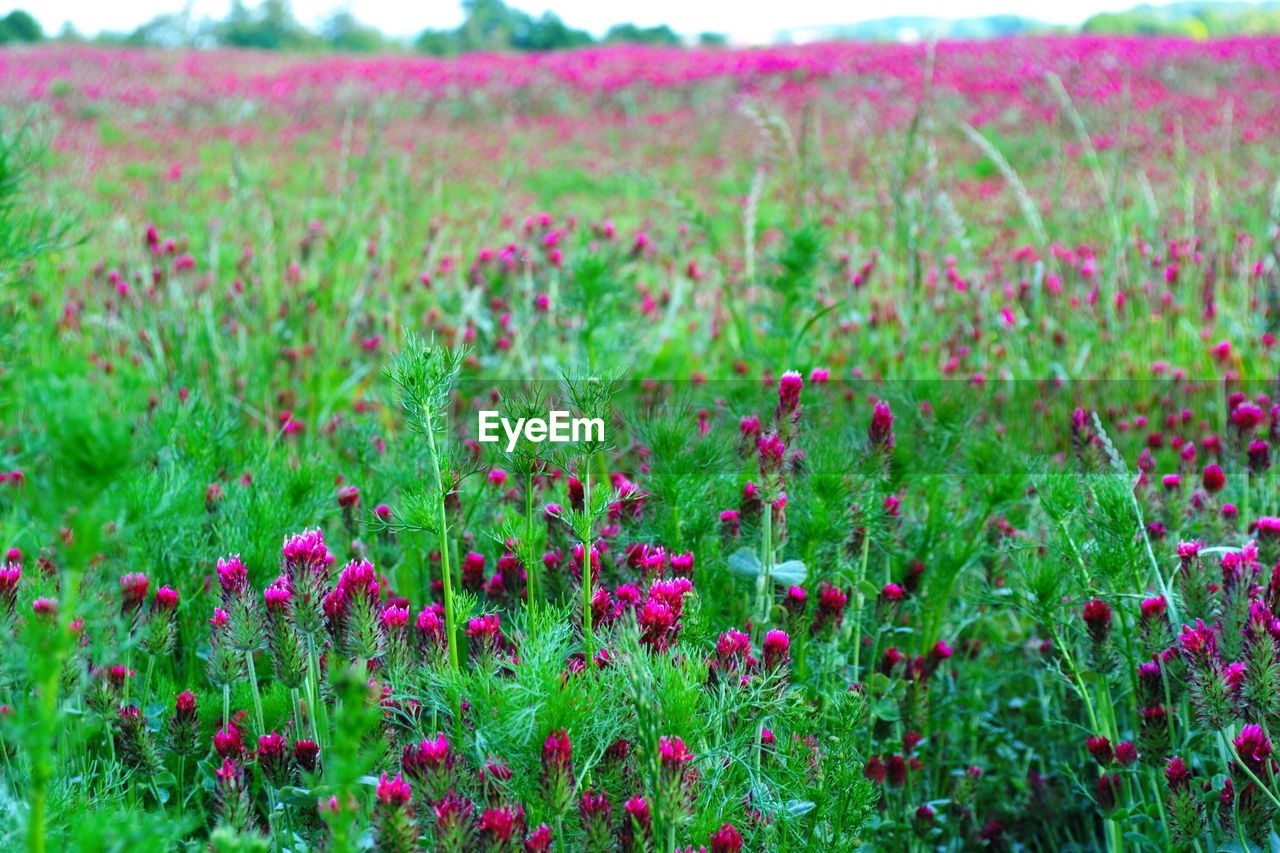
[29,0,1213,41]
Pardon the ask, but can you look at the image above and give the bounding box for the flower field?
[2,35,1280,852]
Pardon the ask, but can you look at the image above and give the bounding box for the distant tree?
[515,12,592,50]
[0,9,42,44]
[321,8,388,52]
[604,22,681,45]
[413,28,458,56]
[698,31,727,46]
[456,0,524,51]
[212,0,316,50]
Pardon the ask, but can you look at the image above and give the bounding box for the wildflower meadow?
[2,34,1280,852]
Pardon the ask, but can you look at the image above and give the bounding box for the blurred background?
[6,0,1280,51]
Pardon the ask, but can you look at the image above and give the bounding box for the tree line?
[3,0,1280,52]
[5,0,725,52]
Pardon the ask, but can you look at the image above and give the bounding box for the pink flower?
[1202,464,1226,493]
[762,630,791,670]
[119,572,150,610]
[1165,757,1192,791]
[868,401,895,451]
[1086,736,1113,765]
[175,690,197,716]
[659,735,693,773]
[1234,724,1273,776]
[216,555,248,595]
[478,804,525,842]
[376,772,412,807]
[154,585,179,610]
[214,724,244,757]
[1082,598,1112,644]
[776,371,803,418]
[709,823,743,853]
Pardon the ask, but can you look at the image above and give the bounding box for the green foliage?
[0,9,40,44]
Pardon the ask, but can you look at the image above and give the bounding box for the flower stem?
[245,650,266,735]
[424,407,459,671]
[582,463,594,662]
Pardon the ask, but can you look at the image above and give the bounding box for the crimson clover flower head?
[784,585,807,614]
[1095,774,1120,811]
[524,823,553,852]
[811,582,848,635]
[466,613,505,655]
[376,772,412,807]
[1140,596,1167,621]
[1234,724,1273,775]
[928,640,954,666]
[1086,736,1113,765]
[380,604,410,629]
[338,559,378,594]
[1202,464,1227,493]
[715,629,751,661]
[868,400,895,451]
[31,597,58,618]
[1082,598,1112,644]
[881,754,905,786]
[281,529,334,576]
[374,503,392,521]
[1115,741,1138,766]
[763,630,791,670]
[542,729,572,774]
[739,415,762,438]
[214,724,243,758]
[434,790,474,828]
[1178,619,1218,663]
[215,555,248,596]
[175,689,197,716]
[256,731,287,759]
[880,583,905,602]
[293,739,320,772]
[478,804,524,842]
[0,561,19,591]
[623,794,650,825]
[264,577,291,611]
[757,433,787,471]
[154,585,179,610]
[209,607,230,628]
[659,735,693,773]
[403,731,453,778]
[119,572,150,610]
[1165,756,1192,791]
[579,787,611,819]
[1176,540,1204,567]
[337,486,359,508]
[1232,402,1266,433]
[776,371,803,418]
[709,823,744,853]
[215,757,242,785]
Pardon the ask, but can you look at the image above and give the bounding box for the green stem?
[850,534,870,679]
[582,463,594,661]
[755,500,774,635]
[525,470,539,639]
[245,650,266,735]
[425,410,459,671]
